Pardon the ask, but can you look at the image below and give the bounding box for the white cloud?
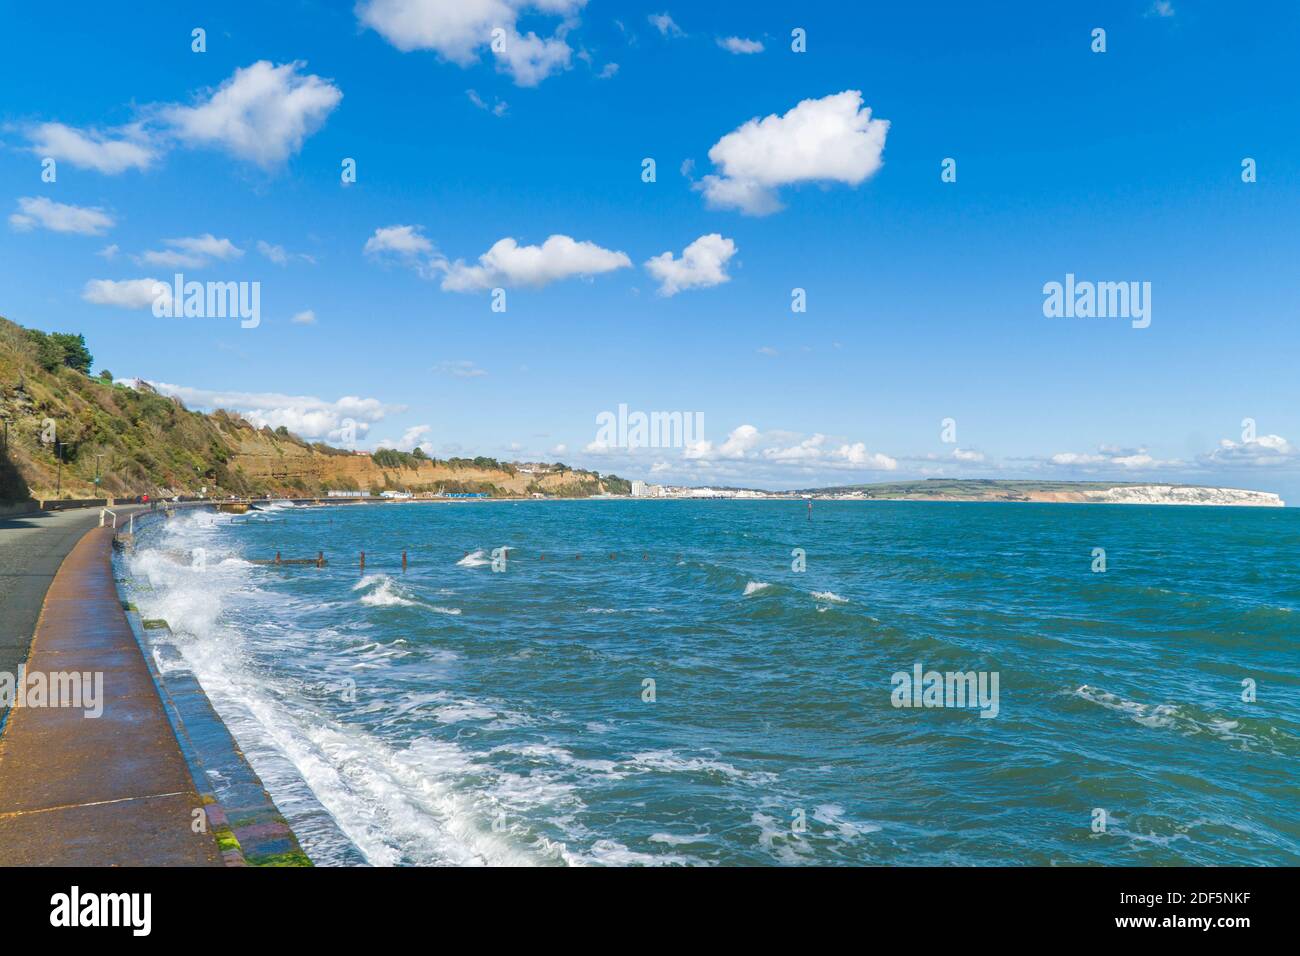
[9,196,115,235]
[494,28,574,87]
[365,224,435,258]
[717,36,763,54]
[357,0,587,86]
[137,234,242,269]
[831,442,897,469]
[97,244,120,259]
[148,383,405,440]
[761,433,828,462]
[720,424,761,458]
[644,233,736,296]
[756,346,778,356]
[1203,434,1296,467]
[598,62,619,79]
[377,424,433,452]
[696,90,889,215]
[82,278,170,310]
[648,13,683,37]
[161,61,342,167]
[27,63,337,176]
[1049,445,1167,471]
[257,240,289,264]
[291,310,317,325]
[26,122,157,174]
[466,89,508,115]
[172,234,242,259]
[436,234,631,291]
[358,0,517,61]
[676,425,895,472]
[138,249,206,269]
[952,448,985,462]
[1148,1,1175,17]
[434,360,487,378]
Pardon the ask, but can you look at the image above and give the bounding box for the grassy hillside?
[0,316,626,501]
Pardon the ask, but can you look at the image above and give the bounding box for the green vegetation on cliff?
[0,316,625,501]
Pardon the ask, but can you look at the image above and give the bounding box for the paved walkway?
[0,507,120,696]
[0,520,222,865]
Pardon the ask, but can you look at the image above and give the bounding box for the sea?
[117,499,1300,866]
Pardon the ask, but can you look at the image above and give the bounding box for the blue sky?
[2,1,1298,498]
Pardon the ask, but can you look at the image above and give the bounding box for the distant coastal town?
[618,479,1285,506]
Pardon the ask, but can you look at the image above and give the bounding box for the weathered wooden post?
[360,551,366,573]
[275,551,281,565]
[316,551,324,569]
[402,551,407,572]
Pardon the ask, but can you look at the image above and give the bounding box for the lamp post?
[94,453,105,490]
[55,442,63,496]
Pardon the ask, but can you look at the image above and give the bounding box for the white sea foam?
[580,839,699,866]
[352,574,461,614]
[649,832,709,846]
[432,702,499,724]
[123,515,542,867]
[812,803,880,840]
[629,749,777,784]
[743,580,771,596]
[811,591,848,603]
[354,574,419,607]
[751,811,812,865]
[1073,685,1278,751]
[489,742,623,776]
[456,549,491,567]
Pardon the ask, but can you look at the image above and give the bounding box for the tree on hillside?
[24,329,93,374]
[372,448,413,469]
[50,333,93,373]
[26,329,64,371]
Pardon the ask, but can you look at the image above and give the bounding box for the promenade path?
[0,507,115,694]
[0,509,222,865]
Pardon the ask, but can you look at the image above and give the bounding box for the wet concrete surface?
[0,507,117,697]
[0,522,222,865]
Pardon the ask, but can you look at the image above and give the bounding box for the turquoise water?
[121,500,1300,866]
